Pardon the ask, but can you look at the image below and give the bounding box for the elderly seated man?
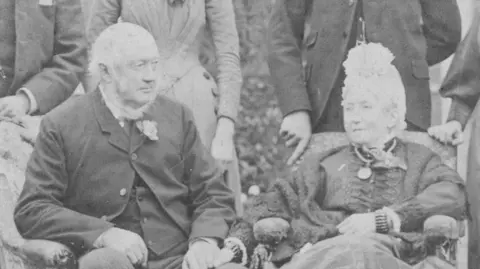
[216,43,467,269]
[13,23,245,269]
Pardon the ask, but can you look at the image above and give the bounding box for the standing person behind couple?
[268,0,462,165]
[0,0,86,118]
[428,8,480,269]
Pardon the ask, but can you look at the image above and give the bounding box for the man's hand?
[182,240,221,269]
[94,227,148,268]
[19,116,42,145]
[337,213,376,235]
[0,95,30,118]
[279,110,312,165]
[428,120,464,146]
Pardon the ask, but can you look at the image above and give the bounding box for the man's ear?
[99,63,113,83]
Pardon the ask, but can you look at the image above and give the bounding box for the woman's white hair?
[341,42,407,134]
[88,22,156,77]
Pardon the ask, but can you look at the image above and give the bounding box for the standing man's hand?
[182,240,221,269]
[279,110,312,165]
[428,120,464,146]
[94,227,148,268]
[19,116,42,144]
[0,94,30,118]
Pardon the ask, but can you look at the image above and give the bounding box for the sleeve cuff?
[447,98,473,129]
[189,237,219,248]
[217,114,236,125]
[223,237,248,266]
[283,109,312,119]
[17,87,39,114]
[383,207,401,233]
[189,219,229,244]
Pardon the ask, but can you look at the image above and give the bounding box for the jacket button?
[131,153,138,161]
[100,215,107,221]
[148,240,153,246]
[143,217,148,223]
[120,188,127,196]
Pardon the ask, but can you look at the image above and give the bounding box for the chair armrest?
[423,215,464,262]
[423,215,463,240]
[0,120,76,269]
[2,238,76,269]
[20,240,76,268]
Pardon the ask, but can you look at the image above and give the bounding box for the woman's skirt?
[161,64,243,216]
[280,234,412,269]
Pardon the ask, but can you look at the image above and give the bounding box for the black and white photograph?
[0,0,477,269]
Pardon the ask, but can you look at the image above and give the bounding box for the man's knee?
[217,263,248,269]
[79,248,134,269]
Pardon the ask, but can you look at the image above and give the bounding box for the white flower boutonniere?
[136,120,158,141]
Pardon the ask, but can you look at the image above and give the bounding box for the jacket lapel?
[130,102,158,153]
[91,90,130,153]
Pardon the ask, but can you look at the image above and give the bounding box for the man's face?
[111,40,161,109]
[343,90,394,147]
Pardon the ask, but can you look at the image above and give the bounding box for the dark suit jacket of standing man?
[0,0,86,114]
[268,0,461,132]
[438,9,480,269]
[13,90,236,268]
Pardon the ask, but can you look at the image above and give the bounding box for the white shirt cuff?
[17,87,38,114]
[189,237,219,248]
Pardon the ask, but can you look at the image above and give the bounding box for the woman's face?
[343,90,395,147]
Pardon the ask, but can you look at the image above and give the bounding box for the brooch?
[357,166,373,180]
[136,120,158,141]
[354,146,374,180]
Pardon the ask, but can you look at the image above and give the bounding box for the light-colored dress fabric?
[86,0,243,215]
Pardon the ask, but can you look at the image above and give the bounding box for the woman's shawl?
[229,147,345,264]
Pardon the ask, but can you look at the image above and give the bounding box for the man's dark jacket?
[0,0,87,114]
[268,0,461,130]
[13,90,236,264]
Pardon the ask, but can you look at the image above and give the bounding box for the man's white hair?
[342,42,407,134]
[89,22,157,76]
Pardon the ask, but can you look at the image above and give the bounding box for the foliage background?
[200,0,291,193]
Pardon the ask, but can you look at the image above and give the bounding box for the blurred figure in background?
[87,0,244,215]
[0,0,86,123]
[268,0,462,165]
[428,8,480,269]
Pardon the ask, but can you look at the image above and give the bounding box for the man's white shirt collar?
[98,85,126,127]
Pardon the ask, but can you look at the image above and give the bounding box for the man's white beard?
[100,86,156,121]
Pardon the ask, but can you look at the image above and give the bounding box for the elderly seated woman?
[216,43,467,269]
